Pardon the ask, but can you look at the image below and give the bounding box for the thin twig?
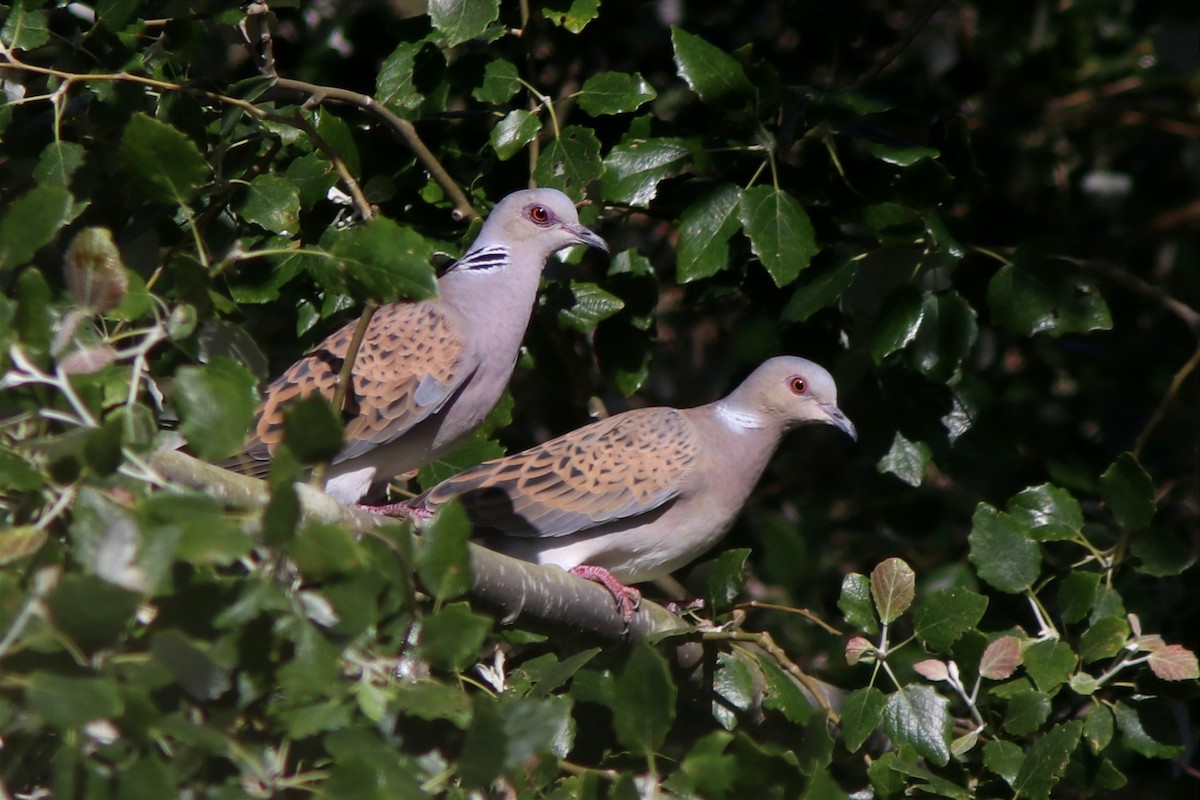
[703,630,836,714]
[1069,257,1200,334]
[1134,341,1200,459]
[733,600,844,636]
[853,0,950,87]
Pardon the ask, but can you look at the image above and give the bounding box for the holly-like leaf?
[578,71,656,116]
[883,684,953,766]
[119,113,209,204]
[913,587,988,651]
[737,186,818,286]
[987,258,1112,337]
[670,26,753,110]
[602,137,690,207]
[877,431,931,487]
[1100,452,1156,530]
[838,573,879,635]
[703,548,750,609]
[968,503,1042,594]
[870,557,915,624]
[428,0,499,46]
[676,183,742,283]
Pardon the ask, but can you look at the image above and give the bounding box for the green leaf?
[671,26,753,110]
[578,71,656,115]
[119,113,209,204]
[237,174,301,235]
[1056,571,1100,624]
[838,573,879,635]
[489,109,541,161]
[983,739,1025,785]
[281,395,344,464]
[703,548,750,609]
[174,357,258,461]
[840,687,886,752]
[858,138,940,167]
[867,752,907,798]
[376,40,426,118]
[1083,703,1114,753]
[754,654,815,725]
[876,431,931,487]
[968,503,1042,593]
[870,286,925,362]
[913,587,988,651]
[862,202,925,246]
[34,140,86,186]
[910,290,978,383]
[329,216,437,303]
[780,256,859,323]
[556,281,625,333]
[473,59,521,104]
[418,602,492,671]
[738,185,818,286]
[1011,720,1081,800]
[313,108,361,174]
[532,125,605,201]
[883,758,969,800]
[1007,483,1084,542]
[1002,688,1052,735]
[986,259,1112,337]
[27,672,123,729]
[428,0,499,46]
[284,153,336,210]
[664,731,737,800]
[883,684,953,766]
[612,643,676,754]
[1023,639,1076,694]
[542,0,601,33]
[460,695,572,786]
[676,183,742,282]
[1113,700,1185,758]
[512,648,601,697]
[1132,528,1196,576]
[712,652,755,730]
[1078,616,1130,664]
[415,500,473,601]
[796,713,835,777]
[418,432,506,488]
[870,557,915,624]
[45,574,140,652]
[117,757,174,799]
[1100,452,1156,530]
[150,630,232,701]
[0,184,72,272]
[1,0,50,50]
[602,136,690,207]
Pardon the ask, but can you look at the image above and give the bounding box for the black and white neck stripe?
[447,244,510,274]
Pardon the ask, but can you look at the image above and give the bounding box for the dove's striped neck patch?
[449,244,510,273]
[714,403,767,430]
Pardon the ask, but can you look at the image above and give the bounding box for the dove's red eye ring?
[529,205,551,224]
[788,376,807,395]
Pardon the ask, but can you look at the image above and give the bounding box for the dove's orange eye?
[529,205,550,224]
[788,376,807,395]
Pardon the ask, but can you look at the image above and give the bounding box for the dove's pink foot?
[569,565,641,622]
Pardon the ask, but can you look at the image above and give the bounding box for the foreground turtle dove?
[408,356,856,620]
[235,189,608,503]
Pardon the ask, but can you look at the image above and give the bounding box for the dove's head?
[477,188,608,260]
[720,356,857,440]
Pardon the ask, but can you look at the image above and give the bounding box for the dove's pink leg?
[356,500,433,520]
[569,565,641,622]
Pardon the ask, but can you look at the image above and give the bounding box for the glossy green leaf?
[119,113,209,204]
[174,357,258,461]
[330,217,437,303]
[612,643,676,754]
[1011,720,1081,800]
[704,547,750,609]
[910,290,977,382]
[858,138,940,167]
[671,26,753,109]
[871,287,925,362]
[1056,571,1100,624]
[1007,483,1084,542]
[556,281,625,333]
[490,109,540,161]
[968,503,1041,593]
[1079,616,1130,664]
[1,0,50,50]
[0,184,72,272]
[428,0,499,46]
[877,431,931,487]
[754,654,815,725]
[738,185,818,286]
[418,602,492,671]
[1114,700,1185,758]
[913,587,988,651]
[578,71,656,115]
[987,259,1112,337]
[532,125,604,201]
[983,739,1025,785]
[543,0,601,32]
[376,40,426,118]
[712,652,755,730]
[473,59,520,104]
[285,153,336,209]
[1100,452,1156,530]
[883,758,969,799]
[780,256,859,323]
[416,501,473,601]
[676,183,742,282]
[863,202,925,246]
[238,174,301,235]
[602,136,690,207]
[883,684,952,766]
[1023,639,1077,694]
[840,687,886,752]
[838,572,879,635]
